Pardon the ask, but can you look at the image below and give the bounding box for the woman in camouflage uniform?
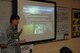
[1,14,23,53]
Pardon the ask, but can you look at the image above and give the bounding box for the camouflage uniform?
[1,24,21,53]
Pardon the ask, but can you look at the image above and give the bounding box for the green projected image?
[23,24,44,35]
[22,23,52,35]
[23,24,33,35]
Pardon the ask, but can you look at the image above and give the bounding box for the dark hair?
[60,47,72,53]
[10,14,20,24]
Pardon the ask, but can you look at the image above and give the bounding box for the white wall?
[0,1,12,32]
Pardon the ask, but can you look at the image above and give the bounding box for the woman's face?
[12,19,19,26]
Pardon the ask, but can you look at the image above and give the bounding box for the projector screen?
[18,0,56,42]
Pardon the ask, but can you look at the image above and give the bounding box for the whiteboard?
[56,7,70,40]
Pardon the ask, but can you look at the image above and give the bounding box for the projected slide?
[18,0,56,42]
